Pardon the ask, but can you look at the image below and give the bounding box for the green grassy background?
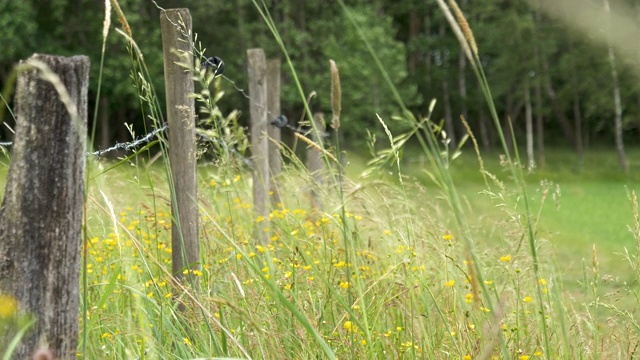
[1,147,638,357]
[2,148,639,277]
[451,148,639,280]
[344,147,640,286]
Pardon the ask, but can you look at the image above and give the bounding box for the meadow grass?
[2,0,640,358]
[4,146,640,358]
[420,148,640,276]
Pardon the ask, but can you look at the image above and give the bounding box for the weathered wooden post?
[160,9,200,280]
[307,112,326,210]
[0,54,89,359]
[247,49,269,243]
[267,59,282,206]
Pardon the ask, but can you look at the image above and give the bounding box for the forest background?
[2,0,638,170]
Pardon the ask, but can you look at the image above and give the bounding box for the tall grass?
[2,0,640,359]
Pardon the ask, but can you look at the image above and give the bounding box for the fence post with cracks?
[247,48,270,244]
[0,53,89,360]
[160,8,200,283]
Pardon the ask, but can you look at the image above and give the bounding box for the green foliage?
[3,0,640,151]
[0,1,37,65]
[0,0,165,141]
[319,5,420,140]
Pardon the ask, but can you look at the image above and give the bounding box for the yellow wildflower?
[0,294,18,318]
[464,293,473,303]
[343,321,353,332]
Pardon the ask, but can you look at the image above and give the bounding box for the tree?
[604,0,628,171]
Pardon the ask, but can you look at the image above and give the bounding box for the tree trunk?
[535,72,545,168]
[524,76,535,170]
[636,0,640,145]
[604,0,627,171]
[0,53,89,360]
[408,10,419,75]
[98,96,111,151]
[479,111,492,150]
[438,23,456,148]
[542,55,576,148]
[572,79,584,169]
[442,79,456,148]
[459,47,468,125]
[565,38,585,170]
[531,3,546,168]
[503,91,515,153]
[297,2,311,77]
[424,13,432,84]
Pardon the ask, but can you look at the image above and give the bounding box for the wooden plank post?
[160,9,200,281]
[247,49,269,244]
[307,112,326,210]
[0,54,89,359]
[267,59,282,207]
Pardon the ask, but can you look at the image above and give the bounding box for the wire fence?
[89,123,168,157]
[0,4,294,166]
[1,121,252,167]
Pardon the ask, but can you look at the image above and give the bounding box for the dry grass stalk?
[449,0,478,57]
[110,0,131,38]
[460,115,489,186]
[294,132,338,164]
[103,0,112,40]
[329,59,341,130]
[465,251,480,309]
[434,0,473,62]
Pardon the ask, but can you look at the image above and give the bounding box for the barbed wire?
[151,0,276,120]
[90,123,168,157]
[1,2,286,166]
[0,122,252,167]
[0,130,166,156]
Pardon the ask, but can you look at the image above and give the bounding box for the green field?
[1,147,639,358]
[338,147,640,277]
[3,0,640,356]
[447,149,640,282]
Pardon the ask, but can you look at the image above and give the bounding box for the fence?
[0,54,89,360]
[0,7,328,359]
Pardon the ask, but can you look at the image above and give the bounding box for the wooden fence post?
[0,54,89,359]
[247,49,269,243]
[160,9,200,280]
[267,59,282,206]
[307,112,326,210]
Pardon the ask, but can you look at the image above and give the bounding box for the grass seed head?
[111,0,131,38]
[449,0,478,57]
[294,132,338,164]
[329,59,341,130]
